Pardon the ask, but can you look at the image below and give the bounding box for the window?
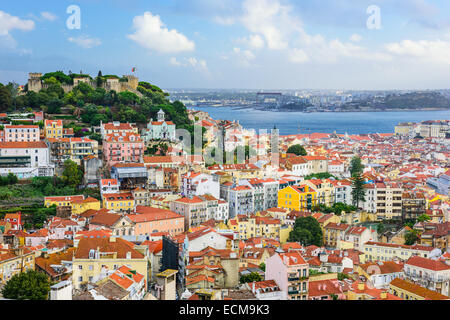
[79,265,83,270]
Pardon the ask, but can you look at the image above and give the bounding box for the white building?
[404,256,450,297]
[182,171,220,199]
[217,200,229,221]
[0,141,54,178]
[332,180,353,206]
[328,160,345,175]
[50,280,73,300]
[99,179,120,196]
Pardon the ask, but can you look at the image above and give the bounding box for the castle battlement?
[27,72,140,95]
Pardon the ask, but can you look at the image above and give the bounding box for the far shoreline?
[189,105,450,113]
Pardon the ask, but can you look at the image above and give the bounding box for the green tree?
[417,214,431,222]
[62,159,83,188]
[96,70,104,87]
[1,270,50,300]
[240,272,262,284]
[259,262,266,272]
[0,85,12,111]
[288,216,323,246]
[304,172,336,180]
[286,144,307,156]
[351,173,366,208]
[350,156,364,177]
[405,230,419,245]
[377,223,386,235]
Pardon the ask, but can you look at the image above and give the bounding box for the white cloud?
[237,34,265,50]
[128,12,195,53]
[170,57,208,72]
[288,48,309,63]
[232,47,256,67]
[0,10,34,49]
[68,35,102,49]
[41,12,57,21]
[350,34,362,42]
[240,0,301,50]
[170,57,182,66]
[0,10,35,36]
[386,39,450,64]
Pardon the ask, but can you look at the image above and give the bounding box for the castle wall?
[27,73,140,95]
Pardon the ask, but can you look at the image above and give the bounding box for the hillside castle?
[27,72,140,94]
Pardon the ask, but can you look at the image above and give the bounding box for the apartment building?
[100,121,138,138]
[362,241,441,263]
[278,185,318,211]
[0,247,35,285]
[103,132,144,166]
[403,255,450,297]
[0,141,54,178]
[3,125,40,142]
[72,236,148,290]
[44,119,63,139]
[170,196,208,230]
[266,251,309,300]
[48,137,98,165]
[228,185,254,218]
[129,205,184,236]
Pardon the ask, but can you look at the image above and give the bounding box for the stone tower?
[28,73,43,93]
[123,75,139,90]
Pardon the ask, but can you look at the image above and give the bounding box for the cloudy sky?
[1,0,450,90]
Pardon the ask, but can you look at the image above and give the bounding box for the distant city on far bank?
[168,88,450,113]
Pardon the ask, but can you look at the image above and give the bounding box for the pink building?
[4,125,40,142]
[308,279,346,300]
[265,251,309,300]
[103,131,144,166]
[128,206,185,236]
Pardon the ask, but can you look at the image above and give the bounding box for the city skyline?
[1,0,450,90]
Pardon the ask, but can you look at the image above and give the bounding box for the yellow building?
[278,185,318,211]
[72,236,148,290]
[362,241,437,263]
[71,197,101,215]
[228,215,282,240]
[389,278,449,300]
[44,195,100,215]
[280,225,292,244]
[394,123,414,136]
[44,119,63,139]
[102,193,135,213]
[150,194,180,210]
[304,179,334,206]
[0,247,35,285]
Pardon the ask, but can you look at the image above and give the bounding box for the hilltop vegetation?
[0,71,203,150]
[342,91,450,110]
[382,91,450,109]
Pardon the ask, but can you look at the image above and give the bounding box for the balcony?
[288,289,299,295]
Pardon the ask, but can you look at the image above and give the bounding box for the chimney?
[380,291,387,299]
[109,237,116,242]
[252,281,256,293]
[357,282,365,291]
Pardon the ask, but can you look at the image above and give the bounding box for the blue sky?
[1,0,450,90]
